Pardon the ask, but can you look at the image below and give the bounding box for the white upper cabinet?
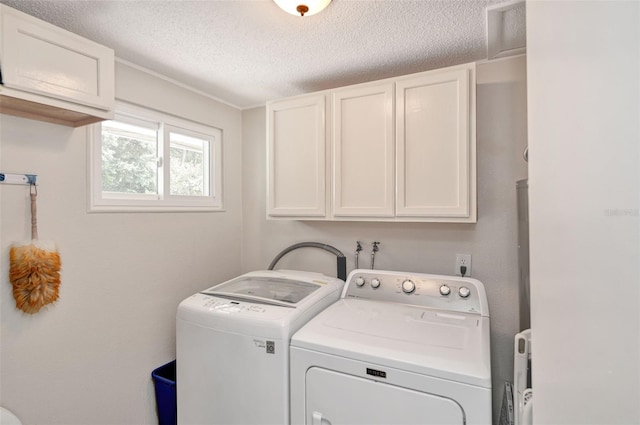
[267,62,476,222]
[332,82,395,217]
[396,66,475,221]
[267,94,328,217]
[0,5,114,127]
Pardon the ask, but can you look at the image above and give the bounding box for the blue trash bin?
[151,360,176,425]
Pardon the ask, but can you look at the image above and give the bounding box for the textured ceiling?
[1,0,515,109]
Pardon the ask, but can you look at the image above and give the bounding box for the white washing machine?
[177,270,344,425]
[290,269,492,425]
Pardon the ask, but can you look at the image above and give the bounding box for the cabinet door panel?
[267,95,326,217]
[1,6,114,111]
[333,83,394,217]
[396,67,475,220]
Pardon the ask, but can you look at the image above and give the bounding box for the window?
[89,102,222,212]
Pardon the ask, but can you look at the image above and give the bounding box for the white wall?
[242,56,528,421]
[0,62,243,424]
[527,1,640,423]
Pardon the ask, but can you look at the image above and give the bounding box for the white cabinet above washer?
[0,4,114,127]
[266,62,476,222]
[332,81,395,218]
[267,94,328,217]
[396,66,475,220]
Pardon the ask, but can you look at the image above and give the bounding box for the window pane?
[101,120,158,194]
[170,132,209,196]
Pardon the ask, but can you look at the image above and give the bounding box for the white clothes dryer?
[177,270,344,425]
[290,269,492,425]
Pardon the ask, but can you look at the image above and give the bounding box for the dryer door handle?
[312,411,332,425]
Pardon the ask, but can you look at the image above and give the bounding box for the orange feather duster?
[9,186,61,314]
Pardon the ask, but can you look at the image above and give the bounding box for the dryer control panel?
[343,269,488,316]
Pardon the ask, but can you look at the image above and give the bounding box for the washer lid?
[178,270,344,340]
[202,275,321,307]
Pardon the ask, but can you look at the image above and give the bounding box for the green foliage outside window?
[101,132,157,194]
[170,145,205,196]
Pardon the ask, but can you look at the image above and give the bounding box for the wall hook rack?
[0,172,38,186]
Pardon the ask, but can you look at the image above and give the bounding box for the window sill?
[88,204,226,213]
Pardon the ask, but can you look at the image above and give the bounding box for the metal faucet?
[371,241,380,270]
[355,241,363,269]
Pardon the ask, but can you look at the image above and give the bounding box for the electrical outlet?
[455,254,472,277]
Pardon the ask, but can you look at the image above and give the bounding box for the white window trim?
[88,101,223,213]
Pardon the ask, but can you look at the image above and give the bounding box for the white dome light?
[274,0,332,17]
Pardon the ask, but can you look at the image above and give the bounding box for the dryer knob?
[355,277,366,287]
[459,286,471,298]
[439,285,451,296]
[401,279,416,294]
[371,278,381,289]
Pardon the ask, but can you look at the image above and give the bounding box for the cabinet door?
[1,5,114,111]
[396,65,476,221]
[267,95,327,217]
[333,83,394,217]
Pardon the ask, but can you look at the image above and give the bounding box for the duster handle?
[30,185,38,240]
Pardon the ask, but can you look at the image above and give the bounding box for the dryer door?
[305,367,464,425]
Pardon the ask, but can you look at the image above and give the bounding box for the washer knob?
[401,279,416,294]
[459,286,471,298]
[439,285,451,296]
[371,278,381,289]
[355,277,366,287]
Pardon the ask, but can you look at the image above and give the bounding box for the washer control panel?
[194,294,271,314]
[343,269,487,316]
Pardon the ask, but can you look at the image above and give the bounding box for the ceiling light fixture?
[274,0,332,17]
